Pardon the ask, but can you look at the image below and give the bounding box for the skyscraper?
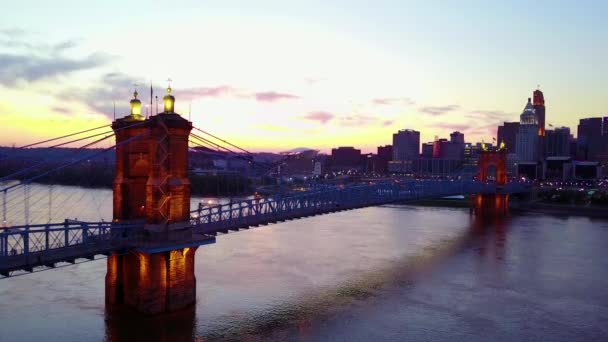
[450,131,465,144]
[533,89,545,136]
[421,142,434,158]
[497,122,519,153]
[577,117,604,160]
[546,127,570,157]
[392,129,420,161]
[516,98,539,162]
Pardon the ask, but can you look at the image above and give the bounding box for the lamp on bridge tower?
[129,89,144,120]
[163,82,175,113]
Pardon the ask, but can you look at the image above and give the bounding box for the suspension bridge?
[0,87,528,314]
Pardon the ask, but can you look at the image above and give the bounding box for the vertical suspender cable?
[2,190,6,224]
[24,183,29,226]
[48,185,53,223]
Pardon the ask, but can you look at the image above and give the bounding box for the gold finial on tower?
[129,83,143,119]
[163,78,175,113]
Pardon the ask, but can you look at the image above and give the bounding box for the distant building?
[497,122,519,153]
[449,131,465,160]
[392,129,420,161]
[388,158,462,176]
[603,116,608,136]
[450,131,465,144]
[546,127,570,157]
[533,89,546,137]
[569,136,578,159]
[577,117,604,160]
[376,145,393,173]
[421,142,434,158]
[433,138,463,160]
[330,147,361,171]
[516,98,539,162]
[463,143,477,168]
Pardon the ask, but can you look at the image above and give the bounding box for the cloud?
[418,105,460,116]
[372,97,415,106]
[0,52,108,86]
[466,109,515,122]
[302,111,334,124]
[51,106,73,115]
[432,122,470,132]
[178,86,235,100]
[0,28,26,37]
[60,72,142,118]
[302,111,395,127]
[254,91,299,102]
[171,86,299,103]
[338,115,377,127]
[0,33,109,86]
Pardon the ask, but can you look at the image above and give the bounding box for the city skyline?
[1,0,607,153]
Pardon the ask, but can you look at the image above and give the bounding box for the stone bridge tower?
[473,146,509,215]
[106,87,200,315]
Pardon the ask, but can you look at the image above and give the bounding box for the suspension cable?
[0,121,146,182]
[0,133,119,193]
[17,124,110,149]
[192,126,253,155]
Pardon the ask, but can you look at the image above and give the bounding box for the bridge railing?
[0,220,141,260]
[188,180,500,234]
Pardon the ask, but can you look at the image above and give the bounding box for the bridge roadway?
[0,180,528,277]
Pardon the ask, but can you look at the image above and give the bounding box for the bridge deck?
[0,180,529,277]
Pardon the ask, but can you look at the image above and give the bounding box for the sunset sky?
[1,0,606,153]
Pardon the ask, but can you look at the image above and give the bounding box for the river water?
[0,185,607,341]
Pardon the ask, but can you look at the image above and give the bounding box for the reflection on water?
[105,305,196,342]
[1,193,608,342]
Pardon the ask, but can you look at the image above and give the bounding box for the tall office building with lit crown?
[516,98,539,162]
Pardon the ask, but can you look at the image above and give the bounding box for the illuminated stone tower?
[112,86,192,227]
[107,86,199,315]
[472,146,509,215]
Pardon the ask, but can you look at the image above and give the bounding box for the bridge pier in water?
[105,248,197,314]
[472,148,509,216]
[106,87,202,315]
[471,193,509,216]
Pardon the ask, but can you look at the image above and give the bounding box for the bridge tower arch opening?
[106,87,202,315]
[473,148,509,215]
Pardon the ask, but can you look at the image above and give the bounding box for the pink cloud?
[372,97,415,106]
[302,111,334,124]
[254,91,300,102]
[338,115,377,127]
[178,86,234,100]
[177,87,299,103]
[419,105,460,116]
[433,123,470,132]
